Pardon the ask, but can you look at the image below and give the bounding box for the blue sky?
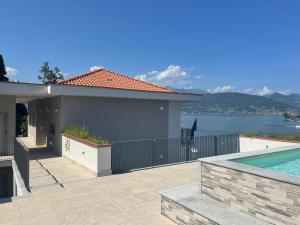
[1,0,300,95]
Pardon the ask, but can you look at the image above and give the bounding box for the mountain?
[175,88,208,95]
[268,93,300,109]
[181,92,298,115]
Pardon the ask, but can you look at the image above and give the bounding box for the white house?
[0,68,200,157]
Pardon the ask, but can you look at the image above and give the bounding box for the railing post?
[214,135,218,156]
[152,139,155,167]
[186,137,190,162]
[237,133,240,153]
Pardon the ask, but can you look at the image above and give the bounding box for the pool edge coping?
[199,144,300,186]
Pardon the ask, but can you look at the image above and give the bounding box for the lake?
[181,114,300,135]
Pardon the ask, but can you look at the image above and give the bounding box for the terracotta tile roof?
[58,69,177,93]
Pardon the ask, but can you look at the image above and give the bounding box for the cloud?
[90,65,103,71]
[209,85,235,93]
[135,65,191,88]
[194,75,203,79]
[278,90,292,95]
[5,66,18,77]
[257,86,272,96]
[155,65,187,82]
[243,88,253,93]
[134,74,148,82]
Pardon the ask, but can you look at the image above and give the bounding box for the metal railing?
[111,132,240,172]
[14,138,30,190]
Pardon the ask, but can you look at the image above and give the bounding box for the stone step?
[160,183,270,225]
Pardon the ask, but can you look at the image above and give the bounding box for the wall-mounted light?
[160,106,164,111]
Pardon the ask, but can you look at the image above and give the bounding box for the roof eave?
[49,84,201,101]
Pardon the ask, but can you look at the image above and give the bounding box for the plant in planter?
[63,124,108,145]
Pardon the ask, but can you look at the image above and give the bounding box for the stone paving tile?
[0,162,198,225]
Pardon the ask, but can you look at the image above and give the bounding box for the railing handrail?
[111,132,239,144]
[111,132,240,172]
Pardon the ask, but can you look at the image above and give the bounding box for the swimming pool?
[232,148,300,176]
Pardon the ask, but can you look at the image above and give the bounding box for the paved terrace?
[1,162,198,225]
[1,137,296,225]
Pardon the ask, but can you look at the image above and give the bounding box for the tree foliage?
[0,54,9,82]
[38,62,64,84]
[16,103,28,136]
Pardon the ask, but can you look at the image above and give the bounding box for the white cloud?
[5,66,18,77]
[90,65,103,71]
[278,90,291,95]
[209,85,235,93]
[194,75,203,79]
[155,65,187,81]
[243,88,253,93]
[257,86,272,96]
[135,65,191,88]
[134,74,148,82]
[148,70,158,75]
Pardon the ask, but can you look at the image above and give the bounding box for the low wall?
[201,162,300,225]
[62,135,112,176]
[161,196,217,225]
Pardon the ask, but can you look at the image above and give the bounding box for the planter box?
[62,134,112,176]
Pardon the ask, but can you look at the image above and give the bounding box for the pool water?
[232,148,300,176]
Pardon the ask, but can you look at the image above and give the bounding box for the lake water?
[181,114,300,135]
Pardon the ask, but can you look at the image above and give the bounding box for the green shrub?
[63,124,108,145]
[243,131,300,142]
[269,134,300,142]
[243,131,260,138]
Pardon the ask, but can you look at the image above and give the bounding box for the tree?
[16,103,28,136]
[0,54,9,82]
[38,62,64,84]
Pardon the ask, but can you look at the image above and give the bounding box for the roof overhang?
[48,84,201,101]
[0,82,201,102]
[0,82,49,103]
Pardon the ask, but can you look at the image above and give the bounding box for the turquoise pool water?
[232,148,300,176]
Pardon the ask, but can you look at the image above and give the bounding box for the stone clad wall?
[161,196,218,225]
[201,162,300,225]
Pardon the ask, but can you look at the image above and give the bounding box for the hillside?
[181,92,298,115]
[268,93,300,109]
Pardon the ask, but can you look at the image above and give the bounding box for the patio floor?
[1,160,199,225]
[29,150,95,193]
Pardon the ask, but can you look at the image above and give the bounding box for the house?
[0,68,199,157]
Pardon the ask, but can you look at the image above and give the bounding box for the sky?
[1,0,300,95]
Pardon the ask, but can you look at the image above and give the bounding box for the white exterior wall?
[0,95,16,154]
[62,135,112,176]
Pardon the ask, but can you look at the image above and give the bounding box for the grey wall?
[28,100,47,145]
[168,101,181,138]
[28,96,181,156]
[0,166,13,198]
[0,95,16,155]
[60,96,170,142]
[28,97,62,154]
[44,97,62,154]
